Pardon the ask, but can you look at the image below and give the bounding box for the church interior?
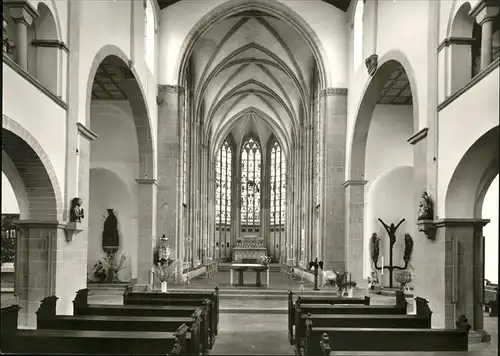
[1,0,499,354]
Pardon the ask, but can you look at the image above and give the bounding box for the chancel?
[1,0,498,355]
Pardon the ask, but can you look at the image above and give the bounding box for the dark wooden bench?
[293,298,431,354]
[123,286,219,336]
[312,326,469,356]
[0,304,189,355]
[289,291,406,344]
[1,305,20,332]
[73,288,214,350]
[1,328,188,355]
[37,296,205,355]
[305,303,470,356]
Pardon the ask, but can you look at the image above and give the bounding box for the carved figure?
[102,209,119,254]
[365,54,378,76]
[370,233,380,265]
[455,314,471,333]
[403,233,414,264]
[418,191,434,220]
[378,218,405,247]
[70,197,84,223]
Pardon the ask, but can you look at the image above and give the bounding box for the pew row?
[293,298,432,354]
[307,301,471,356]
[124,286,219,335]
[287,291,371,344]
[289,291,407,345]
[37,296,206,355]
[0,304,189,355]
[73,288,214,349]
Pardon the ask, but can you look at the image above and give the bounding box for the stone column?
[4,0,37,69]
[135,179,157,284]
[470,0,500,70]
[432,219,490,333]
[157,85,185,282]
[343,180,367,282]
[321,88,347,272]
[14,221,87,328]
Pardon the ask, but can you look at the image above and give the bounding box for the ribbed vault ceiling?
[189,12,319,158]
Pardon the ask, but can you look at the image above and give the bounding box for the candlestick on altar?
[381,256,384,275]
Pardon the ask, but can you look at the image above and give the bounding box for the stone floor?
[2,271,498,355]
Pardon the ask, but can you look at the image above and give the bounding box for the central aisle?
[209,313,295,355]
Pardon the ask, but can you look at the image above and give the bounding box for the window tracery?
[216,140,232,230]
[270,139,286,231]
[241,137,261,233]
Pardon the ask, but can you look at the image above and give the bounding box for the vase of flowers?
[260,255,271,267]
[153,256,175,292]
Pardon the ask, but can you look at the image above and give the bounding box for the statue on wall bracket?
[417,191,434,220]
[365,54,378,76]
[70,197,85,223]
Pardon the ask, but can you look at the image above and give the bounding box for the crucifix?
[376,218,405,288]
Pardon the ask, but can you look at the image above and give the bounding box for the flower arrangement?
[153,257,176,282]
[103,253,127,281]
[92,261,107,282]
[260,255,271,267]
[328,271,357,293]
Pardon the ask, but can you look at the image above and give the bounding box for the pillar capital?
[470,0,499,26]
[135,178,159,186]
[434,218,491,228]
[4,0,38,26]
[319,88,348,97]
[342,179,368,188]
[157,84,185,105]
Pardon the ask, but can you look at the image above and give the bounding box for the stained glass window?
[216,140,232,227]
[315,83,321,205]
[270,139,286,229]
[183,89,189,206]
[241,136,261,232]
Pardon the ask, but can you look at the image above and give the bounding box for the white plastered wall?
[437,66,499,218]
[346,0,431,179]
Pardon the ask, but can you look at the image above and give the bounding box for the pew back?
[305,326,468,356]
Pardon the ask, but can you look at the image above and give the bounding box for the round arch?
[349,50,420,180]
[445,125,499,219]
[85,45,156,177]
[174,0,331,89]
[2,115,63,220]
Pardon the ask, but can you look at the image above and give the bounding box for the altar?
[232,235,267,263]
[230,263,270,287]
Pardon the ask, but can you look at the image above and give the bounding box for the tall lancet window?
[216,140,232,229]
[241,136,261,233]
[182,89,189,206]
[270,139,286,230]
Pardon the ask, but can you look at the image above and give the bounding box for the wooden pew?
[123,286,219,336]
[73,288,213,350]
[37,296,204,355]
[0,303,189,355]
[1,304,20,332]
[294,297,431,353]
[289,291,406,344]
[305,300,470,356]
[1,328,188,355]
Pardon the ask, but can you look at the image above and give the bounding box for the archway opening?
[87,54,154,285]
[350,59,416,286]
